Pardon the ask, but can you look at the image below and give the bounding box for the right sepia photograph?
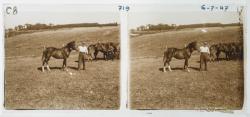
[129,5,244,109]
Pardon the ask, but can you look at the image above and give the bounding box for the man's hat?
[81,42,86,45]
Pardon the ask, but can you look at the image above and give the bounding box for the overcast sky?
[4,4,119,29]
[128,4,243,29]
[4,4,243,29]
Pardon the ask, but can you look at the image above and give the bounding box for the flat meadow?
[130,26,244,109]
[5,26,120,109]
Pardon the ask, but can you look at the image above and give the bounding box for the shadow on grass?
[37,66,80,71]
[74,58,105,63]
[158,67,183,72]
[189,67,200,71]
[159,66,200,72]
[68,66,79,70]
[196,58,234,63]
[37,66,62,71]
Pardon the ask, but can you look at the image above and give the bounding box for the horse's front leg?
[226,52,230,61]
[65,59,68,71]
[62,59,67,71]
[216,51,220,61]
[42,60,46,72]
[104,52,108,61]
[167,62,172,72]
[94,51,98,60]
[184,59,190,72]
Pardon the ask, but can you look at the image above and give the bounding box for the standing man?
[200,42,210,71]
[78,42,88,70]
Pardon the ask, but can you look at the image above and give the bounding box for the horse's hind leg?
[163,58,171,72]
[163,60,172,72]
[163,60,167,72]
[164,61,172,72]
[46,61,51,71]
[46,65,51,71]
[42,54,48,72]
[44,55,51,71]
[168,63,172,72]
[42,60,46,72]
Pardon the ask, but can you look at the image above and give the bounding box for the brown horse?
[88,42,119,60]
[163,41,199,72]
[41,41,77,72]
[95,42,109,60]
[109,42,120,59]
[209,44,218,61]
[209,42,243,61]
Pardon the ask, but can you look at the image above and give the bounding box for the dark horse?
[163,41,199,72]
[88,42,118,60]
[41,41,77,72]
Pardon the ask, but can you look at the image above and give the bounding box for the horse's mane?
[64,41,75,48]
[186,41,197,48]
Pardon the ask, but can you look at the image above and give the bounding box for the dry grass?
[130,26,244,109]
[5,26,120,109]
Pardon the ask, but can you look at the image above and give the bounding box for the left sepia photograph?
[4,4,120,109]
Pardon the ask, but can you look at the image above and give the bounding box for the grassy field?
[5,26,120,109]
[129,26,244,109]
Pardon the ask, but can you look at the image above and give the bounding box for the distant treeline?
[133,23,242,31]
[5,22,118,37]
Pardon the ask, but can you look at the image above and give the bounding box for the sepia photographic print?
[129,5,244,110]
[4,4,120,109]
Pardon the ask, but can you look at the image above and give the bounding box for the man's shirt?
[78,46,88,54]
[200,46,210,54]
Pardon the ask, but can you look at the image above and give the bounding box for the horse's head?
[66,41,77,50]
[209,45,217,59]
[217,43,227,51]
[95,43,106,51]
[187,41,199,51]
[88,44,95,53]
